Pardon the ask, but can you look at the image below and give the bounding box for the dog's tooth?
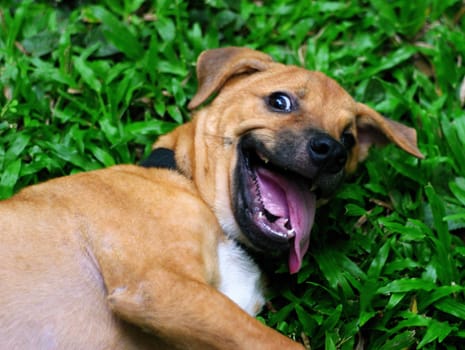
[287,228,296,238]
[257,151,269,164]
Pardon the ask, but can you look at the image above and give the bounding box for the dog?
[0,47,423,349]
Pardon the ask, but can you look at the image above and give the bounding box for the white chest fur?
[216,239,266,316]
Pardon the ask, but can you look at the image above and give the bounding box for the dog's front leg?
[107,270,304,350]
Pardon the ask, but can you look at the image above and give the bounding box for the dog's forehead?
[249,65,358,131]
[260,65,353,104]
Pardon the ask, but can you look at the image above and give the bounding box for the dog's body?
[0,165,266,349]
[0,47,422,349]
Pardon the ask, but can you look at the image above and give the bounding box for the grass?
[1,0,465,349]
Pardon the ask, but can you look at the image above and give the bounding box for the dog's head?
[160,47,423,274]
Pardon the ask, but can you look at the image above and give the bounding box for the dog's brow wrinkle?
[296,88,307,98]
[204,133,232,144]
[205,132,235,142]
[203,133,222,139]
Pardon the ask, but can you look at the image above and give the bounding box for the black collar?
[139,148,177,170]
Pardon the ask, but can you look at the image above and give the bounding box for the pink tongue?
[256,168,316,274]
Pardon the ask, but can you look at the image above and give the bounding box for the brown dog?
[0,47,423,349]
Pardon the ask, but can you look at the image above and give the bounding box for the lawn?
[1,0,465,349]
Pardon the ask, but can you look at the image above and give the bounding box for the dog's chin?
[232,138,319,274]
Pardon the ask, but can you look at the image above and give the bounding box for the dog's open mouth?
[234,141,316,274]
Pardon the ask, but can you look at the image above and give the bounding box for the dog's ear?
[355,102,424,161]
[188,47,273,109]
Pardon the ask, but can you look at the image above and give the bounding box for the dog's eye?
[266,92,295,113]
[341,131,356,150]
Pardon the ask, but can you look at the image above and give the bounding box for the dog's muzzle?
[232,131,348,274]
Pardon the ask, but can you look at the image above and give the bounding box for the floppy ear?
[187,47,273,110]
[355,102,424,161]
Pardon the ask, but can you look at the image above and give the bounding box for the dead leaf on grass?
[460,75,465,107]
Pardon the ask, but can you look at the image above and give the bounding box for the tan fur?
[0,47,422,349]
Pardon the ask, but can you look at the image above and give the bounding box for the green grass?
[1,1,465,349]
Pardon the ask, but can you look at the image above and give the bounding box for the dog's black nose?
[308,133,347,173]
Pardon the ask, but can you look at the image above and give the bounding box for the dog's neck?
[152,121,196,179]
[150,117,223,209]
[141,121,287,282]
[139,149,283,284]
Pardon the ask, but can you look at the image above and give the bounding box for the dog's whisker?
[202,133,235,146]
